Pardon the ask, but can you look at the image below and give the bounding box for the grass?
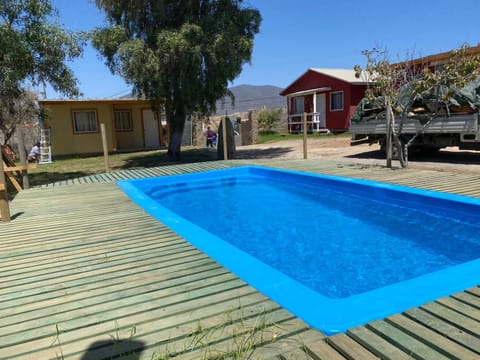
[256,131,349,144]
[7,132,350,191]
[26,146,218,188]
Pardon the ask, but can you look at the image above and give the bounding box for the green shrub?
[257,108,282,132]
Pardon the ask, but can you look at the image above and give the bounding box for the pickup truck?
[350,112,480,154]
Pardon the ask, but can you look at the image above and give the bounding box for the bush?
[257,108,282,132]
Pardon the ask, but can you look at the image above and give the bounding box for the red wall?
[282,70,367,131]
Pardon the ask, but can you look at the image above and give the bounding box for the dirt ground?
[235,136,480,175]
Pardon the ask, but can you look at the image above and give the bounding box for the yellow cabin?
[38,99,170,156]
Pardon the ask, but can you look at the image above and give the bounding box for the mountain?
[215,84,285,115]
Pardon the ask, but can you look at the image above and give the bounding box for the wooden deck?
[1,159,480,359]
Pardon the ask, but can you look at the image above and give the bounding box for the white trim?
[286,87,331,97]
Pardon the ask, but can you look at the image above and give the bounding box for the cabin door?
[315,93,326,128]
[142,109,160,147]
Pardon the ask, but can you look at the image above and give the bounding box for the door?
[142,109,160,147]
[315,93,326,128]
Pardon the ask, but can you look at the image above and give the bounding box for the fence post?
[100,123,111,173]
[0,150,11,222]
[222,117,228,160]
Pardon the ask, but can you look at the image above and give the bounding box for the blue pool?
[118,166,480,334]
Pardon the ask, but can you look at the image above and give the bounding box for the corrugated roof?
[310,68,370,84]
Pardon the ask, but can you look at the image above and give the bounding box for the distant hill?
[215,84,285,115]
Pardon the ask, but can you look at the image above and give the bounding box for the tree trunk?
[385,103,393,168]
[166,107,186,162]
[16,123,29,189]
[389,107,407,168]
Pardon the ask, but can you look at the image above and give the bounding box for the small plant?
[150,308,284,360]
[50,323,65,360]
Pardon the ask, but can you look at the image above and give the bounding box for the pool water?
[146,175,480,299]
[118,166,480,334]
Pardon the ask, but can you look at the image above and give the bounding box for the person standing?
[206,127,216,147]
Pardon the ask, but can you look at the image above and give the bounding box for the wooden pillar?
[100,123,111,173]
[222,117,228,160]
[0,149,11,222]
[303,112,308,159]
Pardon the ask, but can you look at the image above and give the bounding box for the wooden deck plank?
[434,297,480,322]
[385,314,480,359]
[347,326,414,359]
[327,333,379,359]
[303,339,348,360]
[404,308,480,354]
[3,160,480,359]
[366,320,451,360]
[451,292,480,310]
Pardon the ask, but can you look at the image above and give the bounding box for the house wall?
[39,99,153,156]
[282,70,367,131]
[112,105,148,150]
[347,85,369,126]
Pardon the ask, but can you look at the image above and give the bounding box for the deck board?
[2,159,480,359]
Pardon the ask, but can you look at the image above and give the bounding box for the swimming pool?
[118,165,480,335]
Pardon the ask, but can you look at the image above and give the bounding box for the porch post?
[286,96,291,133]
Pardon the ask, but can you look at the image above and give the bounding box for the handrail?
[288,112,326,132]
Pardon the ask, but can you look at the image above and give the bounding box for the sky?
[45,0,480,99]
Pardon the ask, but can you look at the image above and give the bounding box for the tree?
[354,44,480,168]
[257,108,282,133]
[0,90,38,145]
[0,0,84,142]
[92,0,261,161]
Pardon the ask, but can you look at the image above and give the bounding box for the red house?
[280,68,372,133]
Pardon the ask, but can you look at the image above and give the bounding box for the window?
[114,110,133,131]
[72,110,98,133]
[330,91,344,111]
[294,97,304,114]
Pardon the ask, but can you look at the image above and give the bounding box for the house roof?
[37,98,151,105]
[280,68,371,96]
[310,68,370,84]
[396,44,480,68]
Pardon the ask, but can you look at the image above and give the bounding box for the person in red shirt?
[206,127,216,147]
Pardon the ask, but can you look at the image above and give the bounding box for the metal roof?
[310,68,371,84]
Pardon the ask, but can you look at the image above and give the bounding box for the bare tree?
[0,90,39,146]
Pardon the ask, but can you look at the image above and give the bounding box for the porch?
[287,112,328,133]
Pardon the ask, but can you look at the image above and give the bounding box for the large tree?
[0,0,84,143]
[92,0,261,161]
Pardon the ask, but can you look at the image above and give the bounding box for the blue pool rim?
[117,165,480,335]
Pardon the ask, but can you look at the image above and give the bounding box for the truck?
[350,111,480,155]
[349,80,480,155]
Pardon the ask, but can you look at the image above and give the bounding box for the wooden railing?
[288,112,327,133]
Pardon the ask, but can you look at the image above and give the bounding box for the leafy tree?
[355,44,480,168]
[257,108,282,133]
[0,0,84,145]
[92,0,261,161]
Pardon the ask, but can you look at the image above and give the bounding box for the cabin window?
[114,110,133,131]
[72,110,98,133]
[294,97,304,114]
[330,91,343,111]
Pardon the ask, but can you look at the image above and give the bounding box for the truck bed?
[350,113,479,135]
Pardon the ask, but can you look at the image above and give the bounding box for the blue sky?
[47,0,480,99]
